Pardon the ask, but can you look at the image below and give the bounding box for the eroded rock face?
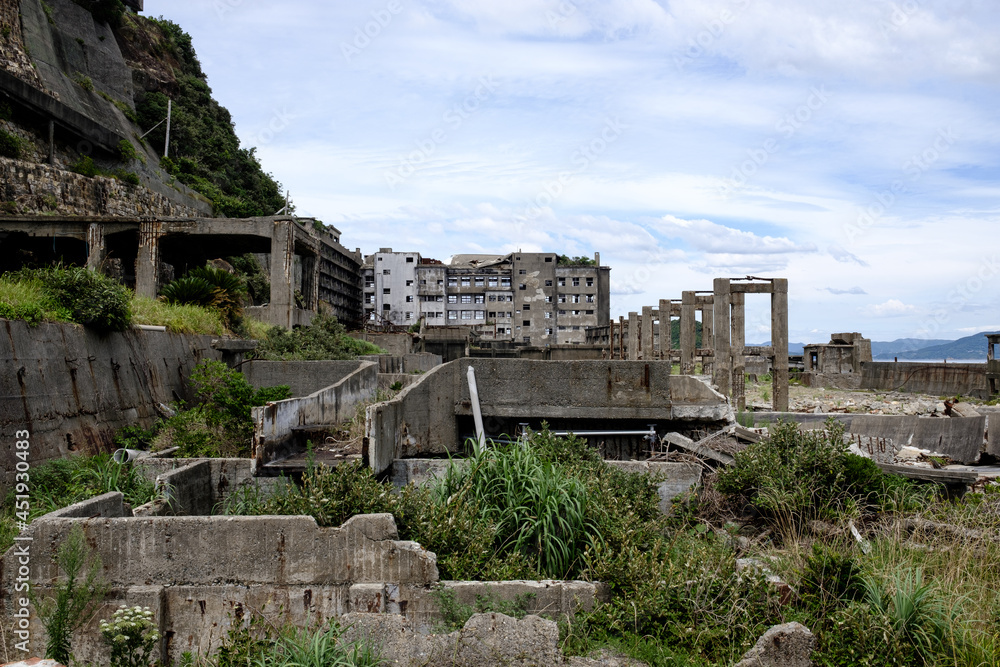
[734,622,816,667]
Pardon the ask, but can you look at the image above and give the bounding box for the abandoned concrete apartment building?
[363,250,611,345]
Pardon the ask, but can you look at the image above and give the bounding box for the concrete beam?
[269,219,296,328]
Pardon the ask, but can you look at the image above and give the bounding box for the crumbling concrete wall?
[251,361,378,468]
[0,508,604,665]
[1,513,439,663]
[242,360,369,398]
[367,359,733,475]
[861,362,989,398]
[0,319,224,496]
[367,362,461,475]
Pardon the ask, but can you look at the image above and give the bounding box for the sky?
[143,0,1000,344]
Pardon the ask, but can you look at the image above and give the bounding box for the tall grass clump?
[131,295,227,335]
[434,438,601,579]
[215,611,383,667]
[0,454,159,552]
[0,272,70,325]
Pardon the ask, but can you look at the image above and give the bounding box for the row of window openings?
[370,275,593,288]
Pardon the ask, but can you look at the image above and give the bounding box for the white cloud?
[864,299,916,317]
[655,216,816,255]
[828,245,869,267]
[822,287,867,295]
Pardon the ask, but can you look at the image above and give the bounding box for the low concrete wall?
[750,412,985,464]
[352,332,413,356]
[360,353,442,374]
[42,491,128,519]
[252,361,378,468]
[154,461,213,516]
[243,360,368,397]
[2,513,438,664]
[861,362,989,398]
[367,359,733,475]
[0,319,225,495]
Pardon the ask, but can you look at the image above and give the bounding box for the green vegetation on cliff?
[122,16,286,217]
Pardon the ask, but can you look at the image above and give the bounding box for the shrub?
[152,360,290,457]
[70,155,99,177]
[716,419,922,527]
[117,139,138,161]
[254,314,384,361]
[227,253,269,305]
[159,275,220,309]
[71,0,125,27]
[41,266,131,332]
[0,127,23,159]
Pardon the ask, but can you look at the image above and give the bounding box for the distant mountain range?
[743,332,997,361]
[872,332,999,361]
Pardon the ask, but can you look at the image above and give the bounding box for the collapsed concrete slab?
[366,359,734,475]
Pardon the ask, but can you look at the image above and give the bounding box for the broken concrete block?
[339,612,564,666]
[1,660,66,667]
[663,432,734,466]
[950,403,982,419]
[736,558,795,606]
[734,622,816,667]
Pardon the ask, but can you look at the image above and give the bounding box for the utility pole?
[163,98,172,158]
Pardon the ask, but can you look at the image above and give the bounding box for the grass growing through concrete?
[0,454,159,554]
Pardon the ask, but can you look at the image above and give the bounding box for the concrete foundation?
[251,361,378,470]
[366,359,734,476]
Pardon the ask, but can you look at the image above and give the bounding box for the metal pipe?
[467,365,486,451]
[552,430,656,437]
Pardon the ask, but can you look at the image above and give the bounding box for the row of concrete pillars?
[609,278,789,412]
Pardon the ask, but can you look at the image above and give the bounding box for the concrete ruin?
[593,277,789,412]
[365,358,734,476]
[0,215,364,329]
[803,332,872,374]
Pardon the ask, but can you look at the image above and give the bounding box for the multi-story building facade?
[362,249,610,345]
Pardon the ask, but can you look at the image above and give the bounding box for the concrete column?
[135,221,162,298]
[771,278,789,412]
[713,279,731,396]
[659,299,671,362]
[700,303,714,376]
[618,316,625,360]
[641,305,654,361]
[269,220,296,329]
[301,253,320,311]
[627,312,639,360]
[85,223,105,272]
[731,291,746,412]
[680,291,696,374]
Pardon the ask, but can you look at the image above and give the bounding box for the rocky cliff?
[0,0,284,218]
